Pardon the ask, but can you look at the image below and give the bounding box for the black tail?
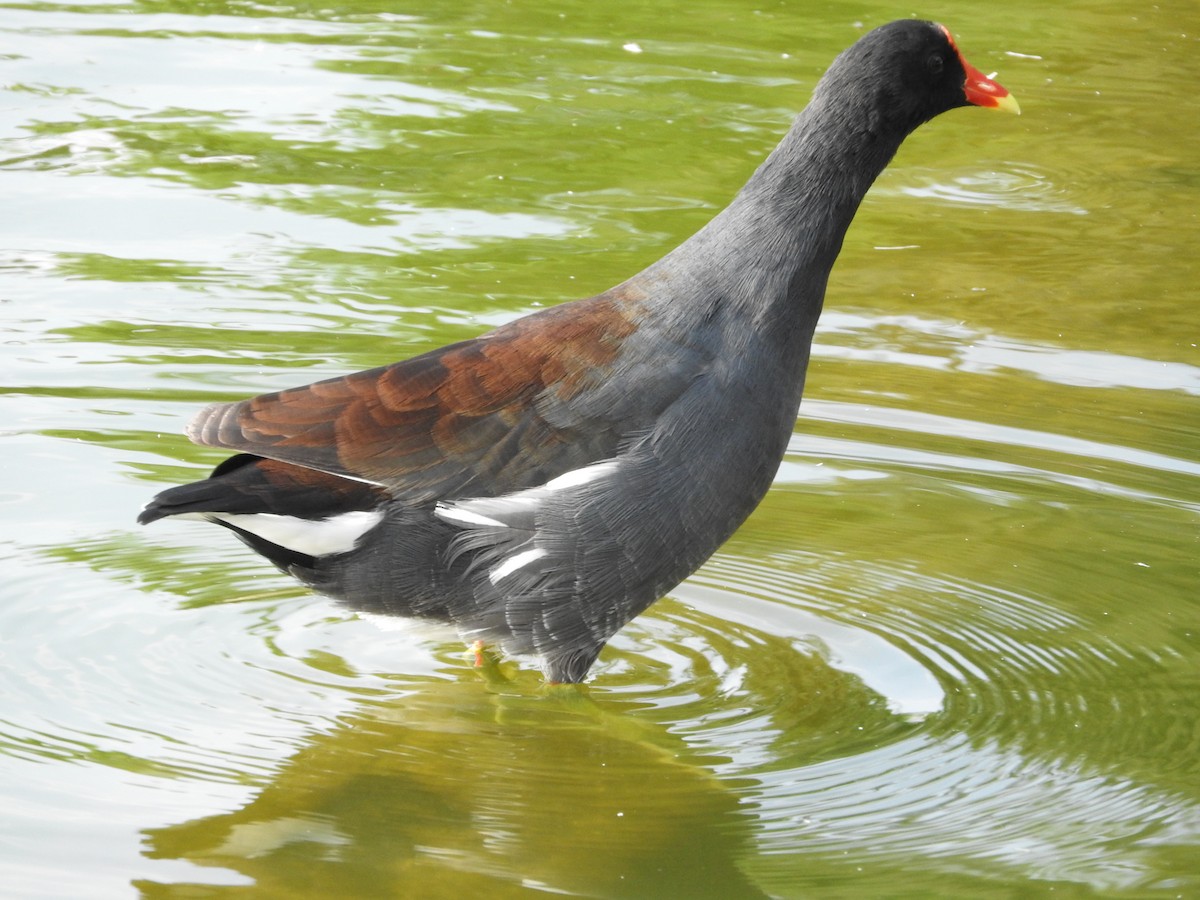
[138,454,388,524]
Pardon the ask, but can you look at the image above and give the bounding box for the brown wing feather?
[187,292,643,501]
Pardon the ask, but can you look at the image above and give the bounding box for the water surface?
[2,0,1198,896]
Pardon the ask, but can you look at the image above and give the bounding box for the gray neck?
[634,93,905,352]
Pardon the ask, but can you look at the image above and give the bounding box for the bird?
[139,20,1019,683]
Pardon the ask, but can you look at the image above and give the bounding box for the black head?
[814,20,1017,138]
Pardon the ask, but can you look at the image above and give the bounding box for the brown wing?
[187,292,645,501]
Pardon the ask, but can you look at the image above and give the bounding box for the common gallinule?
[140,20,1019,682]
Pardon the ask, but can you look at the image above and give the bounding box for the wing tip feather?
[186,400,241,448]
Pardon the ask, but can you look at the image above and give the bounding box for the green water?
[2,0,1198,896]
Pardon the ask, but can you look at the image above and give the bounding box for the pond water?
[2,0,1198,896]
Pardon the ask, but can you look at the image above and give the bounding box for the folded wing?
[186,290,675,502]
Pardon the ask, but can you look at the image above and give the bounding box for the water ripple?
[613,551,1200,890]
[799,400,1200,491]
[887,164,1090,215]
[816,311,1200,398]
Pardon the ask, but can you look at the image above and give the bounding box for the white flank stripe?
[544,459,619,491]
[490,547,548,584]
[439,458,621,535]
[213,510,384,557]
[434,503,506,529]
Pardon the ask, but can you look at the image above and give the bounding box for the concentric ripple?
[583,545,1200,893]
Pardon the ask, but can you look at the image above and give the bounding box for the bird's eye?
[927,53,945,77]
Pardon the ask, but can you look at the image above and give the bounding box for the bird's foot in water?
[463,639,517,684]
[467,639,489,668]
